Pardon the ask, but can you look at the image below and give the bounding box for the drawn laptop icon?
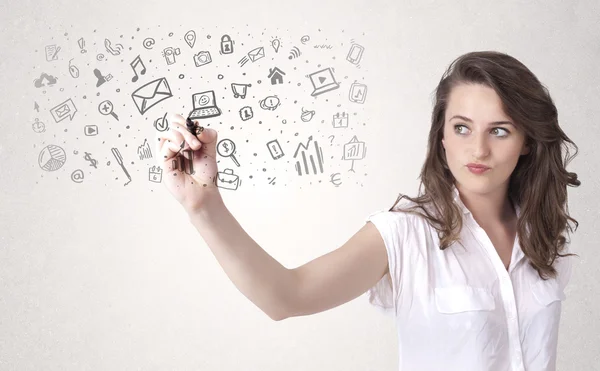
[309,67,340,96]
[189,90,222,119]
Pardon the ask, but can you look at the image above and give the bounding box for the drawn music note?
[130,55,146,82]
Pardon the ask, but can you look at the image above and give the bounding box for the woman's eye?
[454,124,468,134]
[492,127,510,137]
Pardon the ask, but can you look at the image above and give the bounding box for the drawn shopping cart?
[231,83,252,99]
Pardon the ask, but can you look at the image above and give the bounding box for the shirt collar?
[451,184,521,218]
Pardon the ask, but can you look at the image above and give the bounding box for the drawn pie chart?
[38,144,66,171]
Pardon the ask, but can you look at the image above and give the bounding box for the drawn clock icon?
[32,118,46,133]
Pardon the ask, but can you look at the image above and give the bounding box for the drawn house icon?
[293,135,324,176]
[268,67,286,85]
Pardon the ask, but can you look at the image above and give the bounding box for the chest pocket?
[434,286,496,313]
[531,278,566,306]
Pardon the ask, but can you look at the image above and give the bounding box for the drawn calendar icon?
[148,166,163,183]
[332,112,349,128]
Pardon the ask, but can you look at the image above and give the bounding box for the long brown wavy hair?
[389,51,580,280]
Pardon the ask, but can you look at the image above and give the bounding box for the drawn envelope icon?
[247,47,265,62]
[131,77,173,115]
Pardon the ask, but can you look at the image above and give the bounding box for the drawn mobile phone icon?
[267,139,284,160]
[346,44,364,65]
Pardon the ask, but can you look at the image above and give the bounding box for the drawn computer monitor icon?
[189,90,222,120]
[309,68,340,96]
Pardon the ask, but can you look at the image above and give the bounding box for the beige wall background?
[1,0,598,370]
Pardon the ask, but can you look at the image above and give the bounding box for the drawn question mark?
[328,135,335,144]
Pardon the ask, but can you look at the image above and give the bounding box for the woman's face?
[441,83,530,194]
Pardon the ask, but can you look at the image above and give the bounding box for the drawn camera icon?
[193,51,212,67]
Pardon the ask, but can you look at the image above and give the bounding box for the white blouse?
[365,186,573,371]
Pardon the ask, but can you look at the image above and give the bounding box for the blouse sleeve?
[364,209,411,316]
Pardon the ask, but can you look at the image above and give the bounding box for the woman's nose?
[472,133,490,158]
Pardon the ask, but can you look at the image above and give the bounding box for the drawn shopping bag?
[216,168,240,190]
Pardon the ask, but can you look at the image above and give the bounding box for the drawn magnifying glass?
[217,139,240,167]
[98,100,119,121]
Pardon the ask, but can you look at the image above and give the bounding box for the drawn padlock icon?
[220,35,234,54]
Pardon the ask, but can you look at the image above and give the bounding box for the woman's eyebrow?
[450,115,514,126]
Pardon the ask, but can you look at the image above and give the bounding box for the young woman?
[156,51,580,371]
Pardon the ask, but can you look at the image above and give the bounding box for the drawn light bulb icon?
[271,38,281,53]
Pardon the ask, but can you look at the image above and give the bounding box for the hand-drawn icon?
[220,35,234,54]
[271,38,281,53]
[94,68,113,87]
[172,150,195,175]
[34,102,39,112]
[231,83,251,99]
[330,173,342,187]
[32,118,45,133]
[96,54,105,61]
[259,95,280,111]
[328,135,335,144]
[163,47,181,65]
[346,43,365,65]
[288,46,301,59]
[78,37,86,53]
[149,166,163,182]
[216,168,240,190]
[293,135,324,176]
[268,67,286,85]
[332,112,348,128]
[217,139,240,167]
[349,81,367,104]
[104,38,124,56]
[143,38,155,49]
[131,77,173,115]
[111,147,132,186]
[130,55,146,82]
[268,177,276,185]
[98,100,119,121]
[137,138,152,160]
[50,98,77,122]
[184,30,196,48]
[308,68,340,96]
[239,47,265,66]
[84,152,98,168]
[68,59,79,78]
[71,169,84,183]
[313,44,333,49]
[300,35,310,44]
[239,106,253,121]
[188,91,221,119]
[266,139,284,160]
[300,107,315,122]
[343,135,366,172]
[33,72,58,88]
[84,125,98,136]
[154,112,169,131]
[45,45,61,61]
[193,51,212,67]
[38,144,66,171]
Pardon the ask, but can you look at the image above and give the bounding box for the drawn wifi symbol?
[288,46,301,59]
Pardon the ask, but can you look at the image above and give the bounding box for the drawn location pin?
[271,38,281,53]
[184,30,196,48]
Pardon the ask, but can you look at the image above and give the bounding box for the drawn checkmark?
[155,112,169,131]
